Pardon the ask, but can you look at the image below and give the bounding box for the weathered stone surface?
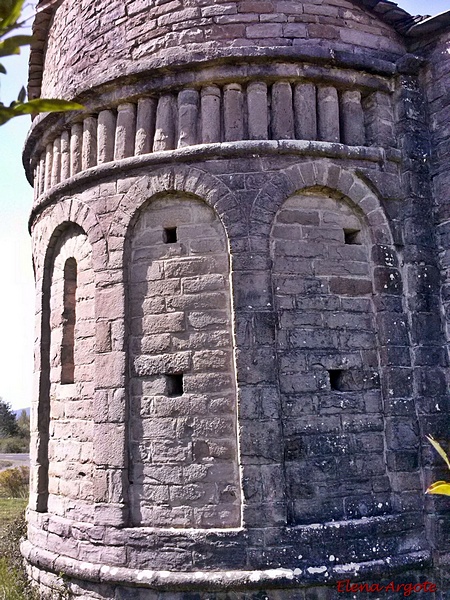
[82,116,97,170]
[271,81,294,140]
[97,110,116,165]
[317,86,340,143]
[153,94,176,151]
[294,83,317,141]
[341,90,365,146]
[247,81,268,140]
[201,85,221,143]
[115,103,136,160]
[223,83,244,142]
[128,195,240,528]
[70,122,83,176]
[135,97,157,155]
[177,88,199,148]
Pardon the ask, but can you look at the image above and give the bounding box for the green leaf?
[19,98,84,112]
[427,436,450,471]
[17,85,26,103]
[0,0,25,31]
[426,480,450,496]
[0,106,17,125]
[0,99,83,126]
[0,34,33,57]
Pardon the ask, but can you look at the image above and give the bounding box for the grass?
[0,558,33,600]
[0,498,27,525]
[0,496,39,600]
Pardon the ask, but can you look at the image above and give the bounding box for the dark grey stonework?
[22,0,450,598]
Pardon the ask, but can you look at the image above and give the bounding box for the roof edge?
[351,0,427,35]
[406,10,450,37]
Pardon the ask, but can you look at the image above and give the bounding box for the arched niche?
[44,225,95,517]
[270,189,389,525]
[126,193,241,528]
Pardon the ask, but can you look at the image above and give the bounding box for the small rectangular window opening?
[344,229,361,245]
[163,227,177,244]
[166,373,184,397]
[329,369,345,391]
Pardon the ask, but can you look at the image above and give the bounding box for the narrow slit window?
[163,227,177,244]
[329,369,345,391]
[61,257,77,384]
[344,229,361,245]
[166,373,184,397]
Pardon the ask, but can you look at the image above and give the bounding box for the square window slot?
[344,229,361,245]
[165,373,184,397]
[163,227,177,244]
[329,369,345,391]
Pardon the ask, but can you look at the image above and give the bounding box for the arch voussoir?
[251,161,393,245]
[116,166,243,248]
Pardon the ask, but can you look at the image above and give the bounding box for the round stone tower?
[22,1,450,598]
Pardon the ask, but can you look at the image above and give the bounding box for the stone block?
[115,103,136,160]
[142,312,185,333]
[247,81,268,140]
[329,277,372,296]
[182,274,226,294]
[240,419,283,463]
[187,310,229,330]
[246,23,283,38]
[223,83,244,142]
[283,23,308,38]
[153,94,177,151]
[95,352,126,388]
[201,85,221,143]
[133,351,191,376]
[317,86,340,143]
[166,291,228,311]
[164,257,216,278]
[341,90,365,146]
[271,81,294,140]
[177,88,199,148]
[96,286,124,319]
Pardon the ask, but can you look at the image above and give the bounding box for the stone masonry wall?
[128,195,241,528]
[419,31,450,357]
[271,191,386,525]
[48,227,96,519]
[24,158,433,597]
[38,0,405,99]
[409,30,450,559]
[23,1,450,595]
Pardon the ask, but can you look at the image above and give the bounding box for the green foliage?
[0,0,82,125]
[0,467,29,499]
[0,398,18,439]
[0,400,29,448]
[16,411,29,441]
[426,436,450,496]
[0,0,26,33]
[0,438,28,453]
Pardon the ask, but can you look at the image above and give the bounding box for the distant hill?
[14,407,30,418]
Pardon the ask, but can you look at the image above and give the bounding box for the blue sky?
[0,0,449,410]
